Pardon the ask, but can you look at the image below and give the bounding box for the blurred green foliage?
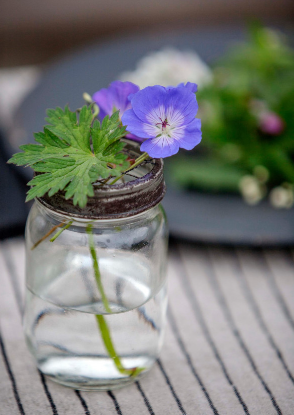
[169,24,294,197]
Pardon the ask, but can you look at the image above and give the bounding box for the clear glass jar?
[24,145,168,391]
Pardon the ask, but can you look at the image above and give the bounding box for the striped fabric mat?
[0,238,294,414]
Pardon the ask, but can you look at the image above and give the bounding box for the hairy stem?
[92,104,99,121]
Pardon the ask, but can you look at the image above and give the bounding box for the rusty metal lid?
[37,140,166,220]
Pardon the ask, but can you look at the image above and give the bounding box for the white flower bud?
[239,175,265,205]
[269,186,294,209]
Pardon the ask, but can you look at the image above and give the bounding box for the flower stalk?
[109,152,149,185]
[86,223,144,377]
[50,220,73,243]
[31,220,67,250]
[95,314,143,377]
[86,224,111,313]
[33,220,144,378]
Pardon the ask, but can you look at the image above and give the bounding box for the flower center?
[161,118,169,129]
[156,117,173,136]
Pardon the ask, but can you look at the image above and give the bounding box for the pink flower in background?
[259,112,284,135]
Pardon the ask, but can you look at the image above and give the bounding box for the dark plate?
[162,186,294,246]
[7,27,294,245]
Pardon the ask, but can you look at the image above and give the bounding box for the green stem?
[31,220,67,250]
[131,151,149,164]
[50,221,73,243]
[92,104,99,121]
[35,218,145,377]
[96,315,143,376]
[86,224,145,377]
[97,176,112,187]
[86,224,111,313]
[109,152,149,185]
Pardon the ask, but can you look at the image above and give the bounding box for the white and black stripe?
[167,306,220,415]
[0,331,25,415]
[261,250,294,332]
[2,244,74,415]
[135,381,155,415]
[107,391,123,415]
[205,248,283,415]
[1,239,294,414]
[174,246,250,415]
[75,390,91,415]
[39,371,59,415]
[157,359,187,415]
[234,249,294,386]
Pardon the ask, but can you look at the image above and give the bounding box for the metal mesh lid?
[37,140,166,220]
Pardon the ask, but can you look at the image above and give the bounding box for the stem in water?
[86,224,144,377]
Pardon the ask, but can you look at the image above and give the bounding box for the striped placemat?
[0,238,294,414]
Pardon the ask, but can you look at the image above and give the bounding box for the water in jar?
[24,250,167,390]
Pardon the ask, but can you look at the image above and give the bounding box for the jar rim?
[37,140,166,219]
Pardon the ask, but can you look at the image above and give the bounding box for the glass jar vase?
[24,142,168,390]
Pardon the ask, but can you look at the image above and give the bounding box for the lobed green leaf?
[9,105,130,207]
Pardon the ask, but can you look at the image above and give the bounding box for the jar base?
[38,355,154,391]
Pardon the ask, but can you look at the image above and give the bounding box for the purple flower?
[92,81,140,121]
[177,82,198,93]
[121,85,201,158]
[166,82,198,93]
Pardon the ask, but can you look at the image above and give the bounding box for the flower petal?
[164,86,198,126]
[141,135,180,158]
[122,109,152,138]
[178,118,202,150]
[177,82,198,93]
[93,81,139,120]
[109,81,140,113]
[92,88,113,120]
[129,85,167,123]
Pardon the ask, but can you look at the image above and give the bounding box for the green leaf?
[8,105,130,208]
[195,24,294,194]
